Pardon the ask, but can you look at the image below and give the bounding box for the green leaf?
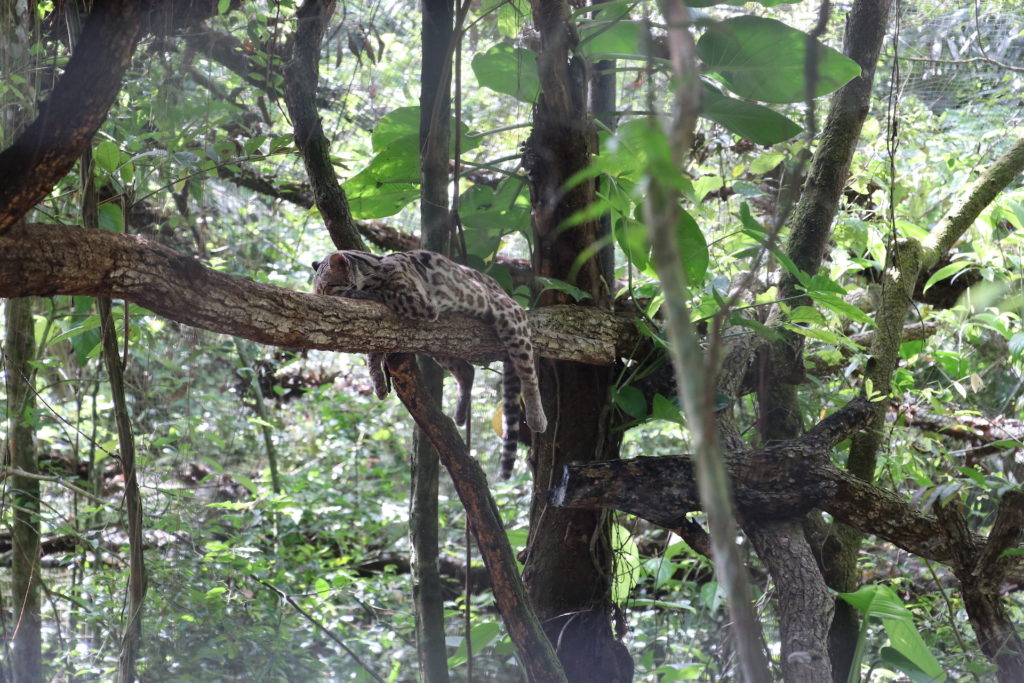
[783,323,860,350]
[471,42,539,102]
[1009,332,1024,360]
[749,152,786,175]
[698,16,861,103]
[693,175,723,202]
[342,135,421,219]
[615,218,650,271]
[839,584,945,680]
[652,393,684,425]
[923,260,973,293]
[611,524,640,605]
[957,466,987,486]
[479,0,529,38]
[580,19,645,58]
[700,83,802,145]
[613,385,647,419]
[839,584,911,619]
[460,177,532,246]
[678,209,709,285]
[94,140,121,173]
[370,106,480,154]
[535,277,592,302]
[447,621,502,668]
[809,292,875,326]
[98,202,124,233]
[879,647,945,683]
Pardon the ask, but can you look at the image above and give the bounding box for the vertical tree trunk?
[521,2,629,680]
[3,4,42,679]
[5,294,43,683]
[412,0,453,680]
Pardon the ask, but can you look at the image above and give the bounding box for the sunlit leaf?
[472,42,539,102]
[698,16,861,103]
[701,83,802,145]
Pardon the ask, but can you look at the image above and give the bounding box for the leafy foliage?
[2,0,1023,680]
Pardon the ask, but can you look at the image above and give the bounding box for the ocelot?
[313,249,546,477]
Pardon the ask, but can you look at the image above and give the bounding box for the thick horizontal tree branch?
[0,223,633,364]
[552,397,1024,580]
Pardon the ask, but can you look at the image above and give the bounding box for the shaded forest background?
[1,0,1023,681]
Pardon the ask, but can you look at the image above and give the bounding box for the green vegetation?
[1,0,1023,680]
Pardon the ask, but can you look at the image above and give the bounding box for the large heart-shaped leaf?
[700,83,802,144]
[698,16,861,103]
[472,42,540,102]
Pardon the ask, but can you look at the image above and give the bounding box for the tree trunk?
[521,2,629,679]
[412,0,454,679]
[5,295,42,682]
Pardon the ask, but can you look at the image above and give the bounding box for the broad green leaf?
[98,202,124,233]
[879,646,946,683]
[497,0,528,37]
[698,16,861,103]
[652,393,684,424]
[1009,332,1024,359]
[370,106,481,154]
[730,316,782,341]
[678,209,709,285]
[838,584,944,681]
[459,177,532,248]
[94,140,120,172]
[923,260,973,292]
[783,323,860,350]
[701,83,802,145]
[580,19,644,58]
[693,175,723,202]
[343,175,419,218]
[839,584,910,619]
[691,0,799,5]
[788,306,826,326]
[479,0,528,38]
[615,218,650,271]
[342,137,421,218]
[472,42,539,102]
[749,151,786,175]
[447,621,502,667]
[613,385,647,419]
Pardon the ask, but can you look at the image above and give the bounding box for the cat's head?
[312,252,363,295]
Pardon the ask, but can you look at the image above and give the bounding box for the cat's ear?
[329,252,348,270]
[311,260,321,271]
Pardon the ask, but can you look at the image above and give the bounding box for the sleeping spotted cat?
[313,249,546,477]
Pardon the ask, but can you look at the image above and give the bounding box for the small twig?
[254,576,387,683]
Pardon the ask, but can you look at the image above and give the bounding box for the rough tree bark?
[520,1,631,680]
[751,0,894,679]
[283,0,365,252]
[0,223,635,364]
[4,294,42,683]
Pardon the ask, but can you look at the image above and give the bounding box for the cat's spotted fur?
[313,249,546,477]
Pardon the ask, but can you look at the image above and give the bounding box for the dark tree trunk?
[411,0,454,679]
[521,1,629,680]
[5,295,42,683]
